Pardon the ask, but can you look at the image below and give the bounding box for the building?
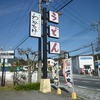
[72,55,94,74]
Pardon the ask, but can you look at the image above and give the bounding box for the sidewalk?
[0,82,84,100]
[0,89,73,100]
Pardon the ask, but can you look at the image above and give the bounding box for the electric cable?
[13,34,29,50]
[12,0,38,50]
[3,0,29,47]
[60,26,92,44]
[3,0,37,49]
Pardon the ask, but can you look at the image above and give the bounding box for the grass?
[0,82,40,91]
[0,86,14,91]
[14,82,40,91]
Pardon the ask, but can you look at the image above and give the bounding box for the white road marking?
[78,85,100,91]
[78,85,87,89]
[82,81,90,83]
[95,82,100,84]
[96,89,100,91]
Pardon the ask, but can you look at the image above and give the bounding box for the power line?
[12,0,38,50]
[68,42,97,55]
[56,0,74,12]
[0,14,27,28]
[47,1,97,57]
[67,6,91,25]
[3,0,37,49]
[13,35,29,50]
[69,44,92,53]
[53,0,90,29]
[48,0,92,45]
[3,0,29,47]
[60,26,92,44]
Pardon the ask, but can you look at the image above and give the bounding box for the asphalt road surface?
[59,75,100,91]
[73,77,100,91]
[59,75,100,100]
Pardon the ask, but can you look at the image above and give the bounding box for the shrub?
[14,82,40,91]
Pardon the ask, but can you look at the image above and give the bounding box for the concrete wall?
[0,71,38,84]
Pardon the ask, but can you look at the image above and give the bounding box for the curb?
[51,84,85,100]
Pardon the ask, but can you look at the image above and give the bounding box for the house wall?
[72,55,94,74]
[79,56,94,70]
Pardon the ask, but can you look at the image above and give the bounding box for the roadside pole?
[39,7,51,93]
[38,0,42,82]
[1,59,5,86]
[42,7,47,78]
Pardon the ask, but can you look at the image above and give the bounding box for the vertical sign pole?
[43,7,47,78]
[1,59,5,86]
[38,0,42,82]
[38,34,42,81]
[40,8,51,93]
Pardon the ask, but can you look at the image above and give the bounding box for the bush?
[14,82,40,91]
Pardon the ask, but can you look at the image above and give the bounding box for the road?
[73,77,100,91]
[58,74,100,100]
[59,75,100,91]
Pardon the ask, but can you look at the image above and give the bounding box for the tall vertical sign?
[48,11,60,54]
[62,58,73,88]
[42,9,60,78]
[30,11,41,38]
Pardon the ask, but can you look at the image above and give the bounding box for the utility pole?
[92,21,100,75]
[91,43,96,75]
[38,0,42,82]
[39,1,51,93]
[95,22,100,43]
[95,21,100,76]
[93,21,100,51]
[91,43,94,55]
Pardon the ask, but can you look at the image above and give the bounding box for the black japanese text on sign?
[30,11,41,38]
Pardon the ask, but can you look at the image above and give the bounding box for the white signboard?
[0,50,14,59]
[49,42,60,54]
[0,51,14,53]
[0,55,14,59]
[49,11,59,24]
[49,26,59,38]
[30,11,41,37]
[62,58,73,83]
